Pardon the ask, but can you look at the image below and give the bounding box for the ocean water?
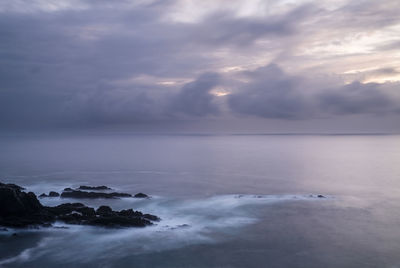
[0,134,400,268]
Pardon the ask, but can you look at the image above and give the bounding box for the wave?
[0,194,330,266]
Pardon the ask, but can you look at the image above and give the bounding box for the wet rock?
[143,214,160,221]
[0,182,158,228]
[0,182,25,191]
[96,206,113,215]
[134,193,149,198]
[61,190,132,199]
[78,185,112,190]
[49,191,60,197]
[317,194,325,198]
[63,188,73,192]
[39,193,48,198]
[118,209,142,217]
[0,183,53,227]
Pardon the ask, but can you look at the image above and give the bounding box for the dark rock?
[0,182,54,227]
[61,190,132,199]
[78,185,112,190]
[134,193,149,198]
[0,182,158,228]
[317,194,325,198]
[87,216,152,227]
[47,203,95,216]
[96,206,113,215]
[39,193,48,198]
[48,191,60,197]
[63,188,73,192]
[143,214,160,221]
[118,209,142,217]
[0,182,25,191]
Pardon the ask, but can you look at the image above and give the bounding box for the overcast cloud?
[0,0,399,132]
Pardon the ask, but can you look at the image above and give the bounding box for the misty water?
[1,134,400,268]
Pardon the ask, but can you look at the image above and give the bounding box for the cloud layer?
[0,0,399,131]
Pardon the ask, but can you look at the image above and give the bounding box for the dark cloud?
[227,64,400,119]
[318,82,400,115]
[227,64,313,119]
[170,72,220,117]
[0,0,399,131]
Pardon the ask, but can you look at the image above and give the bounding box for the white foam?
[1,194,331,264]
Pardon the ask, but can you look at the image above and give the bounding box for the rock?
[61,190,132,199]
[118,209,142,217]
[317,194,325,198]
[134,193,149,198]
[0,183,54,227]
[78,185,112,190]
[47,203,96,217]
[0,182,158,228]
[39,193,48,198]
[48,191,60,197]
[143,214,160,221]
[96,206,113,215]
[63,188,73,192]
[0,182,25,191]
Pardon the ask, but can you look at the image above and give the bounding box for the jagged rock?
[61,190,132,199]
[118,209,143,217]
[134,193,149,198]
[0,182,25,191]
[143,214,160,221]
[0,182,159,228]
[0,183,54,227]
[47,203,96,217]
[96,206,113,215]
[49,191,60,197]
[78,185,112,190]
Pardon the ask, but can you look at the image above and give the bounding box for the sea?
[0,133,400,268]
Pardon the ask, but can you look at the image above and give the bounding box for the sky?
[1,0,400,133]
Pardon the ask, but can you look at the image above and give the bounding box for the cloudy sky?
[1,0,400,133]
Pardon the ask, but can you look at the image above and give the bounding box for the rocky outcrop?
[134,193,149,198]
[0,183,53,227]
[0,182,159,228]
[78,185,112,190]
[61,190,132,199]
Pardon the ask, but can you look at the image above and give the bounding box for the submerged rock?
[0,182,159,228]
[134,193,149,198]
[61,190,132,199]
[78,185,112,191]
[49,191,60,197]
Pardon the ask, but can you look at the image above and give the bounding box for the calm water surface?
[0,134,400,268]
